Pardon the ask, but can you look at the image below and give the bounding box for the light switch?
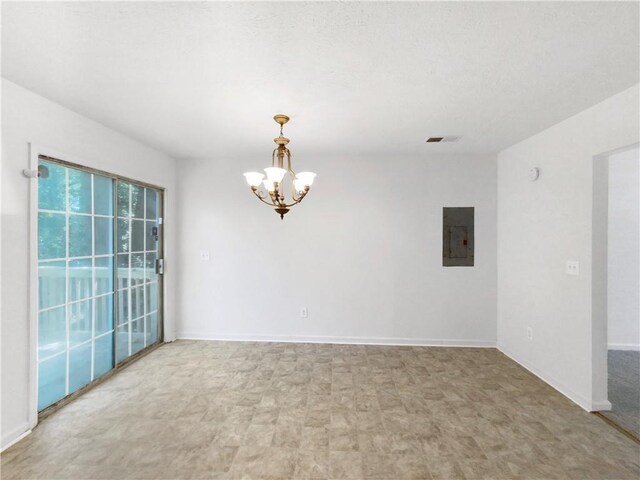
[200,251,210,261]
[565,261,579,276]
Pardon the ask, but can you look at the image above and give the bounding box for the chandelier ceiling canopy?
[243,115,316,220]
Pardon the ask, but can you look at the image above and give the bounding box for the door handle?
[155,258,164,275]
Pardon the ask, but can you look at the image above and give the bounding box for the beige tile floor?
[2,340,639,480]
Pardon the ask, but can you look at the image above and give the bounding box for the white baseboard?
[176,332,496,348]
[1,424,31,452]
[591,400,612,411]
[498,346,599,412]
[608,343,640,351]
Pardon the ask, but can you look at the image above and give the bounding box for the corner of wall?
[498,346,595,411]
[496,83,640,413]
[1,425,32,453]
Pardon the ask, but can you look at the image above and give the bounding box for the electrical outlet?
[200,251,210,261]
[565,261,579,276]
[300,307,308,318]
[527,327,533,340]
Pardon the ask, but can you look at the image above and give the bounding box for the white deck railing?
[38,265,154,349]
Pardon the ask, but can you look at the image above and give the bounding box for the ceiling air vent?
[426,136,461,143]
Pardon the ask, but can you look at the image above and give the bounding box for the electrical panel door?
[443,207,474,266]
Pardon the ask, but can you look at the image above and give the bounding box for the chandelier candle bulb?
[243,114,318,219]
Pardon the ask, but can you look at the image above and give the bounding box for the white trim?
[28,144,39,430]
[27,143,171,425]
[592,400,612,411]
[608,343,640,351]
[1,425,32,452]
[176,332,496,348]
[499,345,598,411]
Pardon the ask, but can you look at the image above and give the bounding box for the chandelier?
[243,115,316,219]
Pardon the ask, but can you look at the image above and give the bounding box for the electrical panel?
[443,207,474,267]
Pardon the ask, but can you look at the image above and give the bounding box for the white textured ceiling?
[2,2,639,160]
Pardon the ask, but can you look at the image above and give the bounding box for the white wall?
[607,146,640,350]
[176,153,497,346]
[1,79,178,449]
[497,84,640,411]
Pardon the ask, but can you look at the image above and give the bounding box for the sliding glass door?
[115,180,162,363]
[37,157,163,411]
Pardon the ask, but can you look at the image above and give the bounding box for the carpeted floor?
[601,350,640,439]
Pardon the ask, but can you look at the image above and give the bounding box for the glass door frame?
[28,146,165,425]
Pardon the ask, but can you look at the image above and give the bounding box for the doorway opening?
[593,144,640,441]
[603,145,640,439]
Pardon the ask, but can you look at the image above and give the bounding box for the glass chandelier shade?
[243,172,265,187]
[264,167,287,183]
[243,115,317,219]
[296,172,316,187]
[262,179,276,192]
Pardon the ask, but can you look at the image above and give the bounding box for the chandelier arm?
[289,177,308,203]
[290,184,305,203]
[297,186,310,202]
[286,149,293,173]
[285,149,304,201]
[252,189,277,207]
[281,189,309,208]
[289,177,301,202]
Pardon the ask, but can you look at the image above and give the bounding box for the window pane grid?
[64,167,70,397]
[118,310,159,325]
[37,161,116,411]
[39,209,113,219]
[128,183,132,357]
[38,161,161,411]
[115,180,160,364]
[38,291,115,314]
[40,329,114,363]
[39,253,115,263]
[90,176,96,382]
